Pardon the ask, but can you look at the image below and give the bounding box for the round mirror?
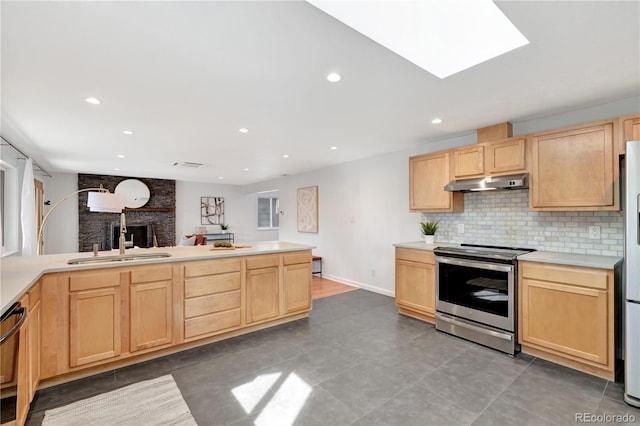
[115,179,150,208]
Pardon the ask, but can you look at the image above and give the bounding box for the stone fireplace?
[78,174,176,252]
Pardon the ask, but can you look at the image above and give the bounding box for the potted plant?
[220,223,230,234]
[420,220,439,244]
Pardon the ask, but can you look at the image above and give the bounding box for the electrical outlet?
[588,226,601,240]
[458,224,465,234]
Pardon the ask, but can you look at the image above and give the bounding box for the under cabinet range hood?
[444,173,529,192]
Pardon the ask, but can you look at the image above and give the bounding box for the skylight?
[307,0,529,79]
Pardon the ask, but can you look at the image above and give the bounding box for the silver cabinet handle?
[0,303,27,344]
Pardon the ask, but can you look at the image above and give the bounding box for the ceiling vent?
[172,161,204,168]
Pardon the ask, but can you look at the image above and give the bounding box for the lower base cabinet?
[38,250,313,394]
[395,248,436,323]
[519,261,615,380]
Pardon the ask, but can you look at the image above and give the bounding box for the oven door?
[436,256,514,332]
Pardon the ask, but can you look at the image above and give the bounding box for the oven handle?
[0,302,27,345]
[435,256,513,272]
[436,312,513,341]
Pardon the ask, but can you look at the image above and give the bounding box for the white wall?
[42,173,78,254]
[175,181,278,244]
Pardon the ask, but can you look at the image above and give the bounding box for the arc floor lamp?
[37,185,125,255]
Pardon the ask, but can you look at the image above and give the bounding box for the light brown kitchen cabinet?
[395,248,436,323]
[183,258,242,340]
[452,145,485,178]
[283,251,312,314]
[246,255,280,324]
[519,261,614,380]
[27,282,41,401]
[617,113,640,155]
[409,151,463,212]
[130,264,174,352]
[483,137,527,175]
[530,121,617,210]
[68,270,122,367]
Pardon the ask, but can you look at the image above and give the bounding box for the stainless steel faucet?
[119,213,128,255]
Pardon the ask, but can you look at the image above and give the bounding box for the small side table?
[312,256,322,277]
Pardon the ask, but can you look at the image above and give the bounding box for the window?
[0,161,19,256]
[257,196,279,229]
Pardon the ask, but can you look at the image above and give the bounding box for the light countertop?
[1,241,314,314]
[517,251,622,269]
[393,241,622,269]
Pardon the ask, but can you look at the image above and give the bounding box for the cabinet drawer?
[283,251,311,266]
[130,264,172,283]
[184,291,241,319]
[520,262,609,290]
[184,309,241,339]
[184,272,241,298]
[396,248,434,264]
[69,271,121,291]
[246,255,279,270]
[184,258,241,278]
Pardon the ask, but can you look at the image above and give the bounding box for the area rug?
[42,375,197,426]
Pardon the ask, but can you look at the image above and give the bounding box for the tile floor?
[26,290,640,425]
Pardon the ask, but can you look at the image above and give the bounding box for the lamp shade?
[87,192,125,213]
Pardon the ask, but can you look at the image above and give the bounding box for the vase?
[424,235,435,244]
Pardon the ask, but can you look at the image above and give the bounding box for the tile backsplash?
[423,190,624,257]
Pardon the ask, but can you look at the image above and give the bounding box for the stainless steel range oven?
[434,244,534,355]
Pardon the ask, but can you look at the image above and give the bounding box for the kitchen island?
[1,241,314,423]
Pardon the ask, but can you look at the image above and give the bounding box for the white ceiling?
[2,1,639,185]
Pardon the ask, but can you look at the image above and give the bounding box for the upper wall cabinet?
[409,151,463,212]
[617,114,640,155]
[452,146,485,178]
[530,121,617,211]
[484,138,527,175]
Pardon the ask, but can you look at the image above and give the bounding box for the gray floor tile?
[472,396,555,426]
[500,371,604,425]
[604,381,626,402]
[595,395,640,425]
[232,385,360,426]
[318,359,416,417]
[352,384,477,426]
[523,358,608,397]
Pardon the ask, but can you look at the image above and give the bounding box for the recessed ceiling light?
[309,0,529,79]
[431,118,443,124]
[117,154,125,159]
[239,128,249,133]
[243,168,249,171]
[123,130,135,135]
[85,97,101,105]
[327,72,341,82]
[114,168,121,171]
[330,146,338,150]
[282,154,289,158]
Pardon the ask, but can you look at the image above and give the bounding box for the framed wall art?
[201,196,224,225]
[297,186,318,233]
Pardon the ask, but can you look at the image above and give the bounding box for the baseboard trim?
[321,273,394,298]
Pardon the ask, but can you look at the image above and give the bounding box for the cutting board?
[210,246,235,251]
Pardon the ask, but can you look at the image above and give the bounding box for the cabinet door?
[283,263,312,314]
[520,278,609,365]
[409,151,463,212]
[452,146,484,178]
[395,260,435,315]
[619,114,640,154]
[530,122,615,210]
[246,267,279,324]
[69,287,122,367]
[130,281,173,352]
[28,299,41,400]
[15,315,30,426]
[484,138,526,174]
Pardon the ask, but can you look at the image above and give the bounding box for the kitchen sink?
[67,252,172,265]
